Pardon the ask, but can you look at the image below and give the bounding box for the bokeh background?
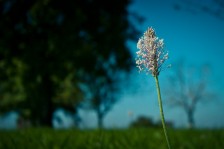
[0,0,224,130]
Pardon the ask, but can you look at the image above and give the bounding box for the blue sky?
[73,0,224,129]
[101,0,224,129]
[1,0,224,129]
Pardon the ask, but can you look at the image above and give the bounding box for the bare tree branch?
[174,0,224,20]
[166,61,217,128]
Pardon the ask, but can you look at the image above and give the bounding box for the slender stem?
[154,76,171,149]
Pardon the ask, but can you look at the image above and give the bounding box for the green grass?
[0,128,224,149]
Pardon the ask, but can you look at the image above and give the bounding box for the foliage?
[174,0,224,20]
[0,0,138,126]
[130,116,159,128]
[0,128,224,149]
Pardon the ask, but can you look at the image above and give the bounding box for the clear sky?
[1,0,224,129]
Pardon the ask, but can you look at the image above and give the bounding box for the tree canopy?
[0,0,138,127]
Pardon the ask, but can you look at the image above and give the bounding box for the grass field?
[0,128,224,149]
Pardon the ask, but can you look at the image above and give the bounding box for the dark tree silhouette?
[130,115,173,128]
[81,71,120,128]
[130,116,157,128]
[0,0,138,127]
[166,61,216,128]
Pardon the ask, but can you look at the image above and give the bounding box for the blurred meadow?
[1,0,224,148]
[1,128,224,149]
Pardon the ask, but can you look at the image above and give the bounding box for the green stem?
[154,76,171,149]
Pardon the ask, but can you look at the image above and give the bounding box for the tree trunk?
[187,109,195,129]
[97,110,104,129]
[41,74,54,127]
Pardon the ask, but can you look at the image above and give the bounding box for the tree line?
[0,0,139,128]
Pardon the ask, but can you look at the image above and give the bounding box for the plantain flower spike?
[136,27,169,76]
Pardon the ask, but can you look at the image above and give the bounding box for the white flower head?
[136,27,169,76]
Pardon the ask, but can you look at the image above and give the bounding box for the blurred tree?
[0,0,138,127]
[130,116,158,128]
[166,61,216,128]
[0,58,26,114]
[130,115,173,128]
[173,0,224,20]
[80,70,120,128]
